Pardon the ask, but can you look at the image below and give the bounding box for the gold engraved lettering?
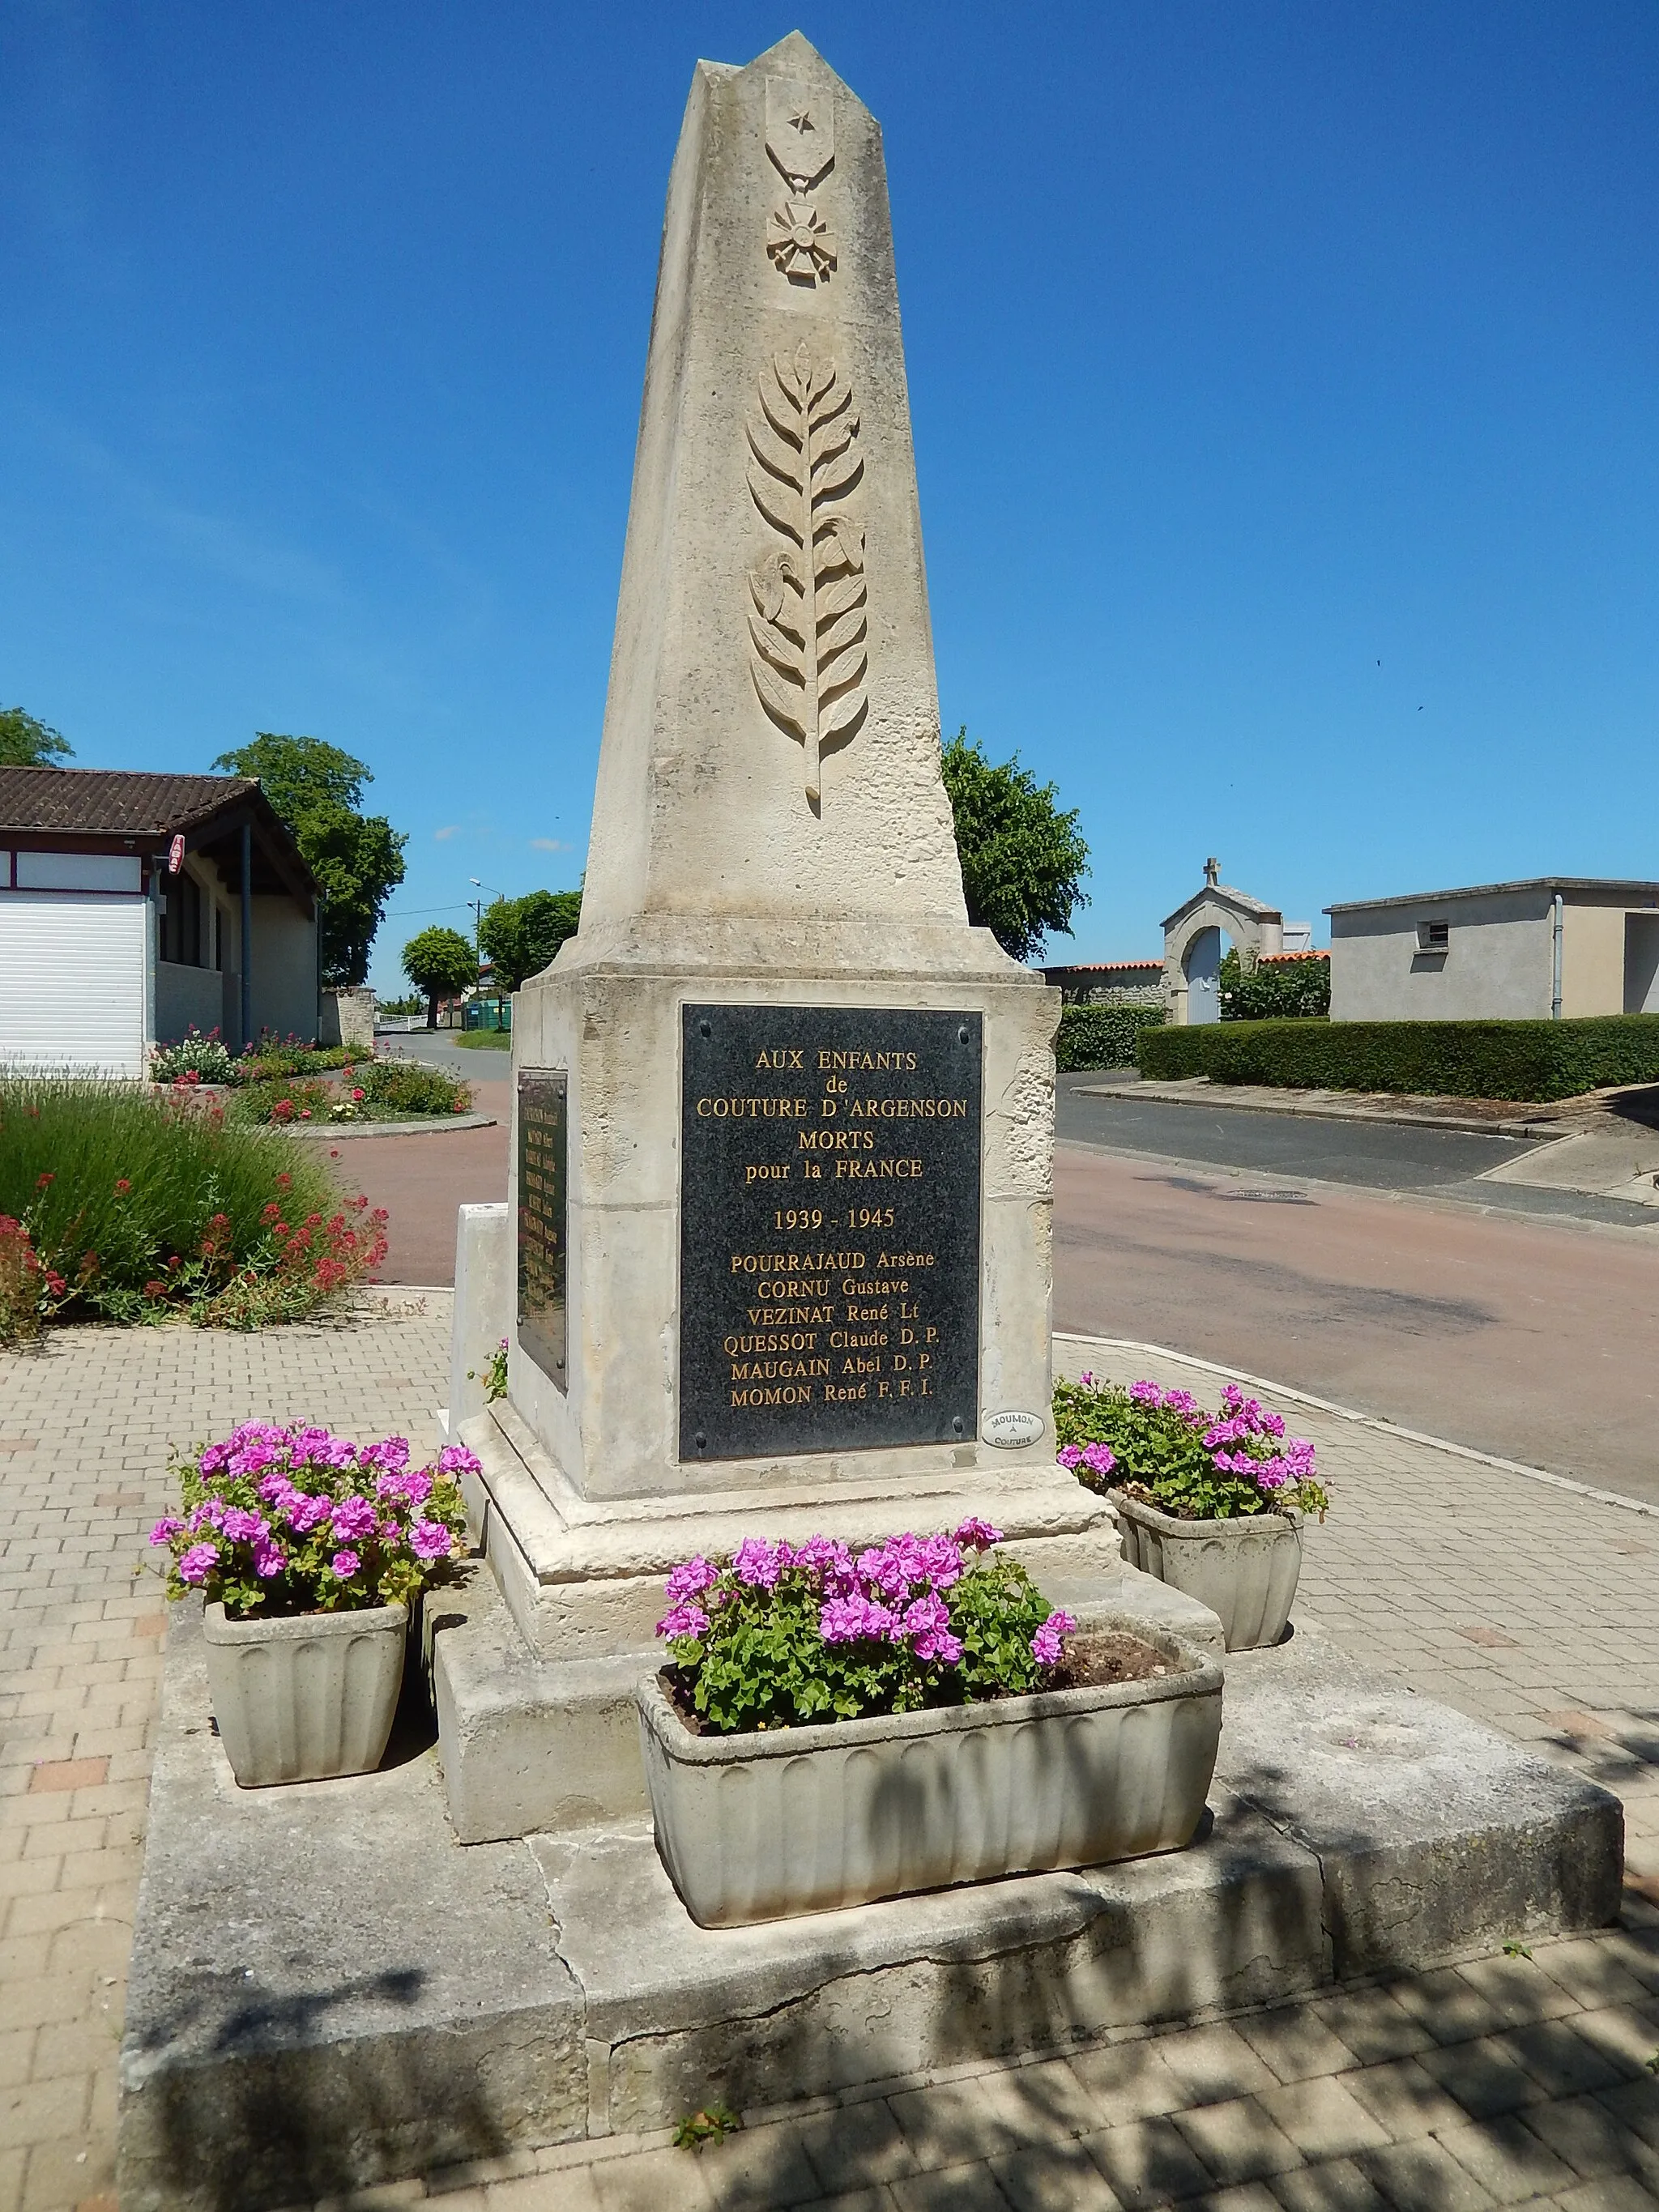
[696,1096,808,1119]
[730,1250,865,1274]
[846,1096,968,1120]
[816,1049,919,1072]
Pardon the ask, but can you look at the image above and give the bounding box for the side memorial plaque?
[517,1068,568,1387]
[680,1005,982,1461]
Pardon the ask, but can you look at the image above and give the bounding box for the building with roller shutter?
[0,766,320,1077]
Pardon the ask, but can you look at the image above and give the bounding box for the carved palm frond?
[745,342,868,802]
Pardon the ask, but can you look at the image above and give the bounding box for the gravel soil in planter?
[203,1600,408,1787]
[638,1621,1223,1927]
[1112,1491,1302,1652]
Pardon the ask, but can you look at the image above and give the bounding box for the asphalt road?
[339,1054,1659,1504]
[1057,1075,1659,1230]
[376,1032,512,1080]
[1053,1154,1659,1508]
[340,1035,512,1283]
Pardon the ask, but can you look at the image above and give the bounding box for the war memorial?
[117,36,1623,2209]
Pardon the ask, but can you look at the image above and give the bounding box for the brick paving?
[2,1313,1657,2210]
[0,1294,451,2212]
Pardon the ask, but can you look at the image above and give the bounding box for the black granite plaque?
[679,1005,982,1461]
[517,1068,568,1387]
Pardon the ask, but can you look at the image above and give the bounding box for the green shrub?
[0,1074,385,1339]
[1056,1003,1166,1072]
[228,1059,471,1123]
[1137,1014,1659,1101]
[235,1038,349,1082]
[1219,951,1329,1021]
[229,1079,339,1127]
[357,1060,471,1117]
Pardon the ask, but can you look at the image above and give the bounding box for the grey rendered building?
[1325,878,1659,1022]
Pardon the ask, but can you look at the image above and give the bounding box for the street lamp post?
[469,879,504,1029]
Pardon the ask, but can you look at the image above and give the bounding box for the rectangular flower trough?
[1113,1494,1302,1652]
[203,1600,407,1787]
[637,1622,1223,1927]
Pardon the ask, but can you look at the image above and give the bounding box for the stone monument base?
[118,1612,1622,2212]
[437,1387,1132,1842]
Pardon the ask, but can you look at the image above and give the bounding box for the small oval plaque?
[981,1408,1045,1449]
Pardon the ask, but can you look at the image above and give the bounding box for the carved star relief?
[766,196,838,284]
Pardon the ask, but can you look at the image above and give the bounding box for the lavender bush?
[149,1421,475,1617]
[656,1520,1077,1735]
[1051,1374,1329,1522]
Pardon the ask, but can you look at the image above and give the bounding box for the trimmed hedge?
[1137,1015,1659,1102]
[1056,1003,1166,1072]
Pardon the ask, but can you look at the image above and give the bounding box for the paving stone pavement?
[2,1309,1657,2210]
[0,1293,452,2212]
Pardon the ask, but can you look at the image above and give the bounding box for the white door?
[1184,927,1222,1025]
[0,894,149,1076]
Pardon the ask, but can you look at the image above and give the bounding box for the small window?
[1418,918,1450,952]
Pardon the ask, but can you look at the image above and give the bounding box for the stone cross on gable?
[1204,857,1221,889]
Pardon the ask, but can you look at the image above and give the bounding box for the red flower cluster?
[0,1216,68,1344]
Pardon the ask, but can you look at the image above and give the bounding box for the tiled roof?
[0,767,260,839]
[1259,949,1328,963]
[1044,959,1163,973]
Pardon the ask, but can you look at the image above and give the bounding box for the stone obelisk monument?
[454,35,1116,1738]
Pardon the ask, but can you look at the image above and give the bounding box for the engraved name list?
[679,1005,982,1460]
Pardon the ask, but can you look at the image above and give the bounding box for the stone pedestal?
[446,33,1120,1720]
[439,34,1130,1839]
[506,923,1060,1504]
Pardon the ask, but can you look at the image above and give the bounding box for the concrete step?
[119,1604,1620,2211]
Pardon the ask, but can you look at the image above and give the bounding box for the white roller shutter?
[0,894,149,1078]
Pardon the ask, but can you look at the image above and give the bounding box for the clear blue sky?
[6,2,1658,990]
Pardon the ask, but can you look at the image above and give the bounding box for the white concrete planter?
[203,1601,407,1787]
[1112,1494,1302,1652]
[638,1626,1223,1926]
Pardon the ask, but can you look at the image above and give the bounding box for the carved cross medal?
[745,343,868,803]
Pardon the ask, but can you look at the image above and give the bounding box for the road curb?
[288,1112,498,1139]
[1072,1080,1569,1140]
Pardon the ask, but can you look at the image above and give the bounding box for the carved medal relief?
[745,343,868,804]
[764,77,836,289]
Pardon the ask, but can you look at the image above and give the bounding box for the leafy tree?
[0,706,72,766]
[211,733,407,989]
[401,926,478,1029]
[476,888,582,992]
[1219,948,1330,1021]
[940,729,1090,964]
